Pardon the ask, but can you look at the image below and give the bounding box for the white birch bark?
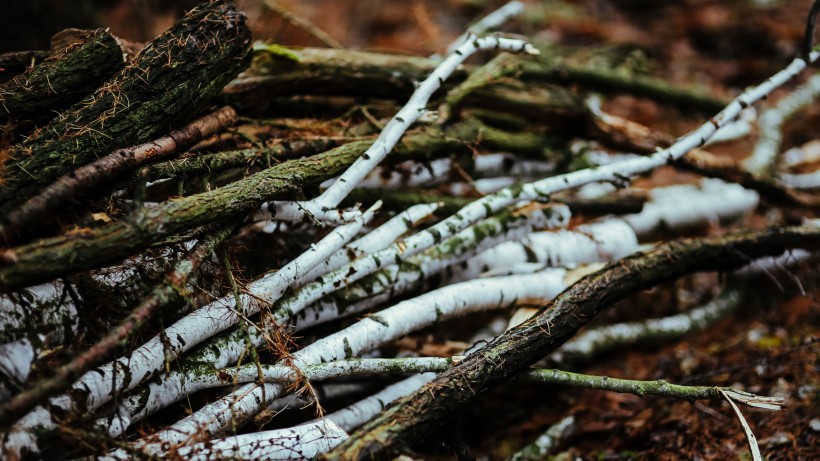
[2,205,378,455]
[125,271,568,454]
[350,154,557,190]
[118,420,349,461]
[445,1,525,54]
[324,373,437,432]
[745,72,820,174]
[548,288,744,366]
[622,179,759,238]
[266,36,540,221]
[0,282,78,345]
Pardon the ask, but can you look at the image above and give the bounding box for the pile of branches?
[0,1,818,459]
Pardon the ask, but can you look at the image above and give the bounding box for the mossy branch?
[0,29,126,125]
[0,0,252,213]
[0,120,509,292]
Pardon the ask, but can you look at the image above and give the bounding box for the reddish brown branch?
[0,107,237,245]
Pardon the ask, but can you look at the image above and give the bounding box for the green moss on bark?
[0,1,252,213]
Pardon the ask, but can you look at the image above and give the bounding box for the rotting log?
[321,225,820,460]
[0,0,252,214]
[0,29,127,126]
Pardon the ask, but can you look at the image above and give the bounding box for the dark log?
[321,225,820,460]
[0,51,51,80]
[0,29,126,126]
[0,0,252,214]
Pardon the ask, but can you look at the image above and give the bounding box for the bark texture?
[0,125,468,292]
[321,225,820,460]
[0,0,252,214]
[0,29,126,125]
[0,107,237,245]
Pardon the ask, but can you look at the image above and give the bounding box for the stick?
[0,107,237,245]
[321,225,820,460]
[0,223,235,428]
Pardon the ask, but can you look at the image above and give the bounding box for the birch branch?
[0,281,78,345]
[89,203,564,434]
[267,36,541,221]
[0,205,378,456]
[321,224,820,460]
[323,374,438,433]
[745,73,820,176]
[587,97,820,210]
[508,415,575,461]
[146,352,785,461]
[445,1,525,54]
[0,118,537,292]
[0,223,235,428]
[779,170,820,189]
[321,45,820,309]
[296,203,441,285]
[164,374,438,461]
[111,203,440,427]
[549,287,744,367]
[351,154,558,191]
[128,270,571,453]
[169,420,349,461]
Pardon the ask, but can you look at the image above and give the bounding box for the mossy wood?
[0,124,485,292]
[0,0,252,214]
[0,29,126,125]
